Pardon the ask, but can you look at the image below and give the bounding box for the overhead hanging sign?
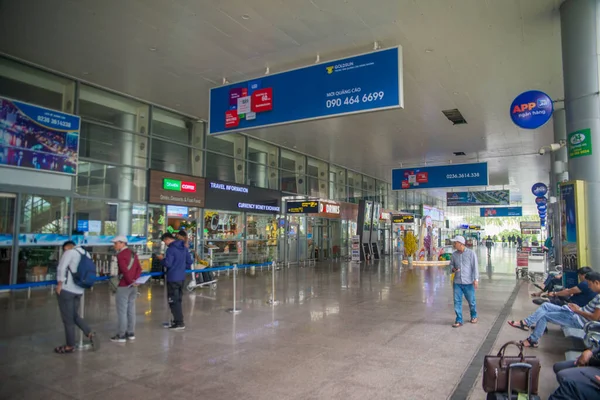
[0,96,81,175]
[286,201,319,214]
[510,90,553,129]
[208,47,403,135]
[392,215,415,224]
[392,162,488,190]
[446,190,509,206]
[480,207,523,217]
[520,221,541,229]
[568,128,593,159]
[531,182,548,197]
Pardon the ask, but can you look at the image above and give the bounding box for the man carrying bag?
[110,236,142,343]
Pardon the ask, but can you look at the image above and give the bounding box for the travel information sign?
[208,47,403,135]
[392,162,488,190]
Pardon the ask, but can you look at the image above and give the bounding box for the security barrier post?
[227,264,241,314]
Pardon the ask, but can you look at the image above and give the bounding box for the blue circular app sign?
[531,182,548,197]
[510,91,553,129]
[537,204,547,212]
[535,197,547,205]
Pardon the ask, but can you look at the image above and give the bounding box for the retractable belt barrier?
[0,262,274,291]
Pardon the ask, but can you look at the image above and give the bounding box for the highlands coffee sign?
[148,170,205,207]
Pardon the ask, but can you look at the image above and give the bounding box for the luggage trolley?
[187,245,218,292]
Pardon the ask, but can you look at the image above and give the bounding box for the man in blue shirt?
[537,267,596,307]
[157,232,193,330]
[449,235,479,328]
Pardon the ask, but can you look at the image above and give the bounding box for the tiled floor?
[0,247,569,399]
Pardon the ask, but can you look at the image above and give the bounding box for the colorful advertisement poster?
[480,207,523,217]
[509,90,553,129]
[560,182,587,288]
[17,234,147,246]
[392,162,488,190]
[209,47,403,135]
[568,128,592,159]
[0,96,80,175]
[446,190,509,206]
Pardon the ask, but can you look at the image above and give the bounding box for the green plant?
[404,232,418,258]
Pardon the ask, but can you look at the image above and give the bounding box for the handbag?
[482,341,541,394]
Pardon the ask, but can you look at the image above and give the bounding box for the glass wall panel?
[280,169,305,194]
[247,139,278,189]
[281,150,305,173]
[0,58,73,112]
[246,214,278,263]
[205,152,247,183]
[347,171,362,203]
[201,210,243,266]
[150,138,192,175]
[0,194,15,285]
[80,122,147,167]
[76,161,146,202]
[152,108,202,147]
[329,165,346,201]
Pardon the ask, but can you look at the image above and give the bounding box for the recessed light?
[149,47,157,52]
[241,14,250,20]
[175,103,181,107]
[82,71,89,75]
[453,91,459,95]
[425,49,433,53]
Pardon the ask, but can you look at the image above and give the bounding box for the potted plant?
[404,232,417,265]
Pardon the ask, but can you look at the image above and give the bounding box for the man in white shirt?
[54,241,98,353]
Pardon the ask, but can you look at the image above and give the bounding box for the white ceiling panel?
[0,0,565,213]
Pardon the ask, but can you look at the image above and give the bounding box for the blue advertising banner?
[510,90,553,129]
[0,96,80,174]
[480,207,523,217]
[17,234,147,246]
[208,47,403,135]
[535,197,547,206]
[392,162,488,190]
[446,190,509,206]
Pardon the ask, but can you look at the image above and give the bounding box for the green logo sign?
[163,178,181,191]
[568,128,592,159]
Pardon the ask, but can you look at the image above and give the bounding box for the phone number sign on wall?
[392,162,488,190]
[209,47,403,135]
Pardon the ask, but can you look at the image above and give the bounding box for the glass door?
[0,193,16,285]
[287,221,299,264]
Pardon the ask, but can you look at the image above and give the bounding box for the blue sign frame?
[531,182,548,197]
[392,162,488,190]
[208,47,403,135]
[446,190,509,206]
[480,207,523,217]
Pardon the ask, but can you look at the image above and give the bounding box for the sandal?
[508,320,530,331]
[470,318,479,324]
[452,322,463,328]
[520,338,539,348]
[54,345,75,354]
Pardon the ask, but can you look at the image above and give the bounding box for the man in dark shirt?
[534,267,594,307]
[550,340,600,399]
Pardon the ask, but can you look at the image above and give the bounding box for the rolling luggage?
[486,363,540,400]
[202,270,214,283]
[483,341,541,394]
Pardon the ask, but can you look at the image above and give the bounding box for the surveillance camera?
[539,147,547,156]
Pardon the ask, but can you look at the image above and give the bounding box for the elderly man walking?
[449,236,479,328]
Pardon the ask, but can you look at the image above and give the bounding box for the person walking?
[110,236,142,343]
[449,235,479,328]
[54,241,98,353]
[157,232,193,330]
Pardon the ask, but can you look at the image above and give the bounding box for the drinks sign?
[148,170,206,207]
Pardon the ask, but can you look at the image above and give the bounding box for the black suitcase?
[194,271,205,284]
[486,362,541,400]
[202,270,214,283]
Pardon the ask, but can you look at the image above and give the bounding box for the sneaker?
[168,324,186,331]
[110,334,126,343]
[126,332,135,341]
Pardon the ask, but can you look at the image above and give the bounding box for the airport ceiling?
[0,0,565,212]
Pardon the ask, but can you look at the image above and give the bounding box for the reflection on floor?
[0,248,561,399]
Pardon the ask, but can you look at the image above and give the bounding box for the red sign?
[517,251,529,267]
[416,172,428,183]
[225,110,239,128]
[401,181,410,189]
[252,88,273,112]
[181,182,197,193]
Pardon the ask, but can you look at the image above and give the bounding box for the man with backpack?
[157,232,193,330]
[110,236,142,343]
[54,241,98,354]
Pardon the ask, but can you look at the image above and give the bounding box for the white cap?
[111,235,128,244]
[451,235,466,245]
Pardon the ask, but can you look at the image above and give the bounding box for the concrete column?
[551,109,568,259]
[560,0,600,270]
[116,114,135,236]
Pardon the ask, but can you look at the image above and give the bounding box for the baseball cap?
[111,235,128,244]
[451,235,466,245]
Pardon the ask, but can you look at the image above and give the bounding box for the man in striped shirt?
[508,271,600,348]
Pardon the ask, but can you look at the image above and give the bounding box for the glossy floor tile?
[0,248,566,399]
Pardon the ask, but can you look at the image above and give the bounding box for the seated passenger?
[531,271,563,298]
[548,364,600,399]
[507,271,600,348]
[553,346,600,374]
[533,267,593,306]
